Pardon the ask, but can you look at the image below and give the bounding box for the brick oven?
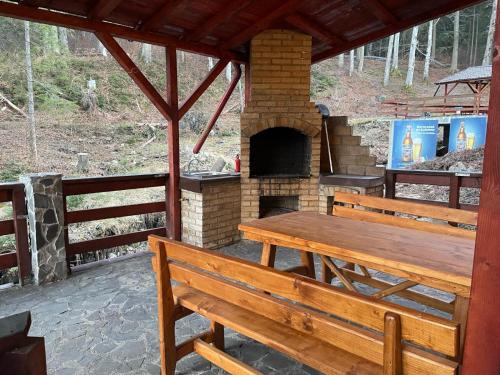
[240,30,323,221]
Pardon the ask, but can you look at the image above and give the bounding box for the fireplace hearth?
[259,196,298,218]
[250,127,311,178]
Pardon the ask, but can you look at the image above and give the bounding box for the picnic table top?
[238,212,475,297]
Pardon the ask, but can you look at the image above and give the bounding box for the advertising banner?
[448,116,487,152]
[388,119,439,169]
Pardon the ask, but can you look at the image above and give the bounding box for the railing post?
[385,170,396,199]
[11,186,31,285]
[449,175,460,209]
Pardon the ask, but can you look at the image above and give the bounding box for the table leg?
[453,295,470,360]
[261,242,276,268]
[300,251,316,279]
[322,260,333,284]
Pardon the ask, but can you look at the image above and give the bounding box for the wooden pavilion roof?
[0,0,484,63]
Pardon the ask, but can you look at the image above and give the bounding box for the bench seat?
[174,284,383,375]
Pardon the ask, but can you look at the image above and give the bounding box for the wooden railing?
[0,182,30,285]
[385,169,482,211]
[62,174,169,264]
[381,93,488,119]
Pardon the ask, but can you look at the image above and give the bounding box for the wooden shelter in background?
[0,0,499,373]
[382,65,492,118]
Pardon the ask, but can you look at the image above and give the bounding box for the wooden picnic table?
[238,211,475,350]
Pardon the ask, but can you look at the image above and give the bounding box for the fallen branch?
[0,92,26,117]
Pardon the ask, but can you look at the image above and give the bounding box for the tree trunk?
[58,27,69,54]
[451,11,460,72]
[141,43,152,63]
[40,25,60,55]
[338,53,344,68]
[483,0,497,65]
[349,50,355,76]
[208,57,214,70]
[24,21,37,161]
[384,35,394,86]
[357,46,365,73]
[431,19,438,60]
[392,32,400,70]
[225,63,232,82]
[98,40,107,57]
[405,26,419,87]
[423,21,433,81]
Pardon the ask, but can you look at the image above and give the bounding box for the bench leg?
[260,242,276,267]
[300,251,316,279]
[210,321,225,350]
[453,295,470,361]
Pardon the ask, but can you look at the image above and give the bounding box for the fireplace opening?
[250,127,311,178]
[259,196,299,218]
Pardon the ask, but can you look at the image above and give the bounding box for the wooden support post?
[260,242,276,267]
[12,187,30,285]
[210,321,225,350]
[383,313,402,375]
[462,10,500,373]
[166,47,181,241]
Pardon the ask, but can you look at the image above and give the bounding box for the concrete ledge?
[180,174,240,193]
[319,173,384,188]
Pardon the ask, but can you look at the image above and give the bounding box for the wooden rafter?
[88,0,124,20]
[219,0,303,50]
[286,13,345,47]
[362,0,398,25]
[139,0,186,32]
[184,0,253,42]
[179,58,230,118]
[0,2,245,61]
[312,0,484,63]
[94,32,174,121]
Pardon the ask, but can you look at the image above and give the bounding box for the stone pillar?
[22,173,67,285]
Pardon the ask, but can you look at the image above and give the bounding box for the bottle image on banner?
[402,125,413,163]
[456,121,467,151]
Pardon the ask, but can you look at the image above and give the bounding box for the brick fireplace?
[240,30,322,221]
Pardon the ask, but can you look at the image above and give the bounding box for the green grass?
[0,162,26,182]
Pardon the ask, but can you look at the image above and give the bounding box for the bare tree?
[405,26,419,87]
[141,43,152,63]
[451,11,460,72]
[58,27,69,53]
[483,0,498,65]
[392,32,400,70]
[98,40,107,57]
[24,21,37,161]
[338,53,344,68]
[384,35,394,86]
[431,19,438,60]
[349,50,355,76]
[208,57,214,70]
[423,21,433,81]
[357,46,365,73]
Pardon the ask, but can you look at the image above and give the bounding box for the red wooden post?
[11,186,30,285]
[462,4,500,372]
[166,47,181,241]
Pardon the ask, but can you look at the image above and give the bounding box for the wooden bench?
[332,192,477,240]
[149,235,461,375]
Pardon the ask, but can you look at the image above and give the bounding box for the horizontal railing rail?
[62,173,169,263]
[385,169,482,212]
[0,182,30,285]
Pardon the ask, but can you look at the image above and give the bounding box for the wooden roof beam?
[88,0,124,21]
[139,0,186,32]
[95,32,175,121]
[0,2,245,61]
[184,0,253,42]
[219,0,303,50]
[362,0,398,25]
[285,13,345,47]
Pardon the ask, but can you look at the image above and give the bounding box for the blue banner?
[448,116,487,153]
[389,119,439,169]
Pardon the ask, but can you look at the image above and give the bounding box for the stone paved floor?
[0,240,453,374]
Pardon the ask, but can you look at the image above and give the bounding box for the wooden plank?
[0,189,13,203]
[139,0,186,32]
[372,280,418,299]
[194,339,263,375]
[322,255,357,292]
[333,206,476,240]
[362,0,399,25]
[219,0,303,49]
[150,237,460,356]
[11,188,31,285]
[66,201,166,224]
[0,252,17,270]
[0,219,15,236]
[165,46,181,240]
[260,242,276,267]
[88,0,124,20]
[0,2,244,62]
[95,32,175,121]
[179,58,229,118]
[175,285,383,375]
[335,192,478,226]
[285,13,345,46]
[68,227,165,255]
[383,313,403,375]
[175,330,213,361]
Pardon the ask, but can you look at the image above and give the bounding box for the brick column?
[22,173,67,285]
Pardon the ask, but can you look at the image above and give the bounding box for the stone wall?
[319,184,384,215]
[22,173,67,285]
[240,29,322,222]
[182,179,241,249]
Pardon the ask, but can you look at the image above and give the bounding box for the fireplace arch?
[250,127,311,178]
